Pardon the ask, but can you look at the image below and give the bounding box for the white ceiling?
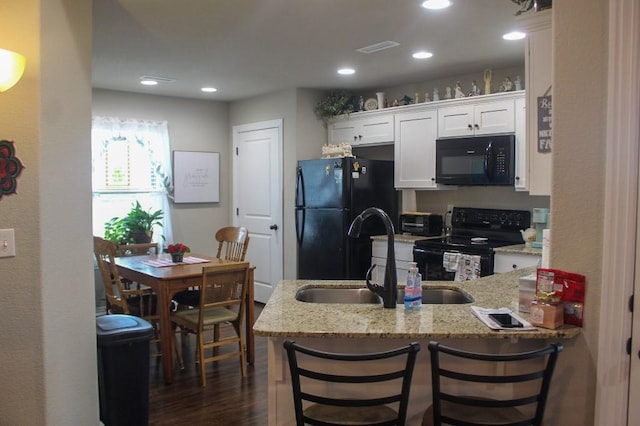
[92,0,526,102]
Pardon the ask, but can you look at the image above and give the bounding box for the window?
[91,116,173,243]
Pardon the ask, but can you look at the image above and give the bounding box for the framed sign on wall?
[172,150,220,203]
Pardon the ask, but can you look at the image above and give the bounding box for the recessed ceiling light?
[412,51,434,59]
[422,0,452,10]
[503,31,526,41]
[140,80,158,86]
[201,87,217,93]
[337,68,355,75]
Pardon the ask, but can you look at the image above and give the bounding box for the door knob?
[270,224,278,230]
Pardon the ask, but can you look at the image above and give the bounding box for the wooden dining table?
[114,253,255,384]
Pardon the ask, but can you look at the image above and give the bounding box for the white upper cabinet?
[518,9,552,196]
[437,98,516,138]
[394,108,439,189]
[514,96,528,191]
[328,113,394,146]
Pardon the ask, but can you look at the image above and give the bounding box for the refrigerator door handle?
[295,166,305,208]
[295,166,305,244]
[295,207,305,245]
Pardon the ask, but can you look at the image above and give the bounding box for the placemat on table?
[143,256,210,267]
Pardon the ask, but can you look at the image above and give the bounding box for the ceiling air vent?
[356,41,400,54]
[139,75,176,83]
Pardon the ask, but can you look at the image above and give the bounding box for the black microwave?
[435,134,515,185]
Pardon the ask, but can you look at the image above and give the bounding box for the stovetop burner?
[414,207,531,253]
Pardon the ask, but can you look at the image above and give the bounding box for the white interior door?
[233,119,283,303]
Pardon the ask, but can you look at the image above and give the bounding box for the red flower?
[166,243,190,254]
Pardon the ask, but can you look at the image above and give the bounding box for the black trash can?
[96,314,154,426]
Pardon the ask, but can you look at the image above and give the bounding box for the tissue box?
[518,274,537,313]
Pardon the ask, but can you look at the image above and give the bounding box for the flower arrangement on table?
[165,243,190,263]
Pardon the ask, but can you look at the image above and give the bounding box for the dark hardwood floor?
[147,303,268,425]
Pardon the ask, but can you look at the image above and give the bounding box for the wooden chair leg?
[198,334,207,387]
[172,327,184,370]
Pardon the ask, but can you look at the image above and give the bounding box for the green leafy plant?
[314,90,354,125]
[511,0,534,15]
[104,201,164,244]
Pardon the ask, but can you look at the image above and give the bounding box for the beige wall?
[92,89,231,256]
[229,88,326,279]
[0,0,98,424]
[546,0,608,424]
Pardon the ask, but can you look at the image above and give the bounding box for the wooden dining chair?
[116,242,159,292]
[283,340,421,426]
[172,226,250,308]
[423,341,564,426]
[117,242,159,257]
[215,226,250,262]
[170,262,250,387]
[93,236,183,368]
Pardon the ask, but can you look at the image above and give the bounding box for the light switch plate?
[0,229,16,257]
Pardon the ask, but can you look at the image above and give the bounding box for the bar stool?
[284,340,421,426]
[423,341,563,426]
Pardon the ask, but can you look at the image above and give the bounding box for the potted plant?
[511,0,551,15]
[104,201,164,244]
[165,242,190,263]
[314,90,354,126]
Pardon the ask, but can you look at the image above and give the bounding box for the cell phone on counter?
[489,313,524,328]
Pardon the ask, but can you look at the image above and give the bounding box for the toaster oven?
[400,212,443,236]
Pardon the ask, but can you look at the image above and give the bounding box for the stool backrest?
[284,340,420,426]
[427,341,563,426]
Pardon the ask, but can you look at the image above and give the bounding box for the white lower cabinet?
[371,239,415,283]
[494,252,540,273]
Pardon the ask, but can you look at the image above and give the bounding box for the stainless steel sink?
[397,287,474,304]
[295,286,474,305]
[295,287,382,304]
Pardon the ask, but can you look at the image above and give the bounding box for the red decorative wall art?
[0,140,25,200]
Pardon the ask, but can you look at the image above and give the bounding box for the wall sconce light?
[0,48,26,92]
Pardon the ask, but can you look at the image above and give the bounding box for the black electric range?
[413,207,531,280]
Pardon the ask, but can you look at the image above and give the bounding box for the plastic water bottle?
[404,262,422,310]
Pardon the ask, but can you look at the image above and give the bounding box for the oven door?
[413,245,494,281]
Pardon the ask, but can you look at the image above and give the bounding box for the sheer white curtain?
[91,116,174,246]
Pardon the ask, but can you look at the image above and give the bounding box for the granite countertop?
[494,244,542,256]
[253,267,580,340]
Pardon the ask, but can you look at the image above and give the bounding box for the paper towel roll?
[541,229,551,268]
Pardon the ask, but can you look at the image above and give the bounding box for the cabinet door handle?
[474,124,480,129]
[468,124,473,130]
[353,136,358,141]
[358,135,362,140]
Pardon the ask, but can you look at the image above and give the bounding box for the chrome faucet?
[348,207,397,308]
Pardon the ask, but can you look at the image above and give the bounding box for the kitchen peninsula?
[254,268,580,425]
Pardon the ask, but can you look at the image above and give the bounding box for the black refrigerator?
[295,157,397,280]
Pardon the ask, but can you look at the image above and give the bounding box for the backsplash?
[414,187,549,218]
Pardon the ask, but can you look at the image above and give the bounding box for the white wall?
[92,89,231,256]
[0,1,98,424]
